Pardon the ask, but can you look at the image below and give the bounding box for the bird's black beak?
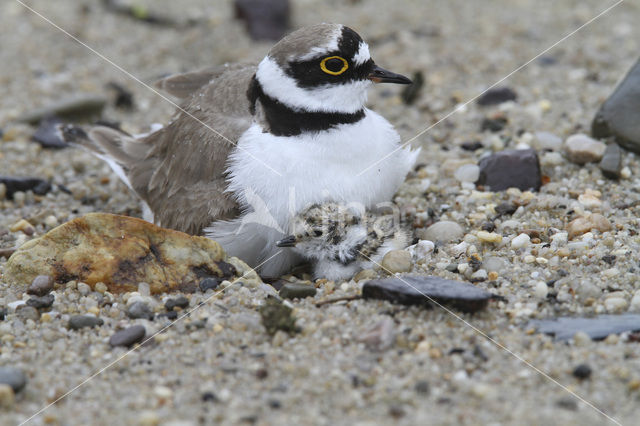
[276,235,297,247]
[368,64,412,84]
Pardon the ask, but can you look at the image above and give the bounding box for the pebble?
[109,325,146,347]
[540,151,564,166]
[572,364,592,380]
[381,250,412,273]
[259,298,298,336]
[77,282,92,296]
[530,314,640,340]
[165,296,189,311]
[511,233,530,249]
[598,143,623,179]
[27,275,54,296]
[235,0,290,41]
[17,93,107,124]
[199,277,221,292]
[0,384,14,408]
[0,176,52,199]
[407,240,435,261]
[533,131,563,151]
[358,316,396,351]
[15,305,40,322]
[26,294,55,309]
[9,219,35,235]
[604,297,628,313]
[0,308,6,321]
[476,87,517,106]
[68,315,104,330]
[564,134,606,164]
[533,281,548,299]
[476,149,541,192]
[454,164,480,183]
[278,283,317,299]
[417,221,464,243]
[32,116,68,149]
[566,214,612,239]
[477,231,502,244]
[127,301,153,320]
[0,366,27,393]
[362,276,493,313]
[592,57,640,153]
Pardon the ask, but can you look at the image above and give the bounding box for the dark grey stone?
[592,58,640,154]
[199,277,221,292]
[278,283,317,300]
[0,308,6,321]
[32,116,68,149]
[477,87,517,106]
[235,0,290,41]
[165,296,189,311]
[572,364,592,380]
[477,149,541,192]
[0,176,52,199]
[0,367,27,393]
[26,294,54,309]
[68,315,104,330]
[17,94,107,125]
[27,275,54,296]
[109,325,146,347]
[15,305,40,322]
[126,302,153,320]
[598,143,623,179]
[362,276,493,313]
[528,314,640,341]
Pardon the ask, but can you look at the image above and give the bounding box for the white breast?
[206,109,418,276]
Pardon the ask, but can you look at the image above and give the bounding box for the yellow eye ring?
[320,56,349,76]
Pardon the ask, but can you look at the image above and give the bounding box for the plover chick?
[276,202,410,280]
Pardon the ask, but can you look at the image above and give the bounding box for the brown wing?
[130,64,257,234]
[153,63,252,99]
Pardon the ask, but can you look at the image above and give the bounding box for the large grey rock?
[362,276,493,313]
[592,58,640,153]
[476,149,541,192]
[529,314,640,341]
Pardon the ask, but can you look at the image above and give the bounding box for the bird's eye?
[320,56,349,76]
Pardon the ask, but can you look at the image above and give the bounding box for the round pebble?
[454,164,480,183]
[418,221,464,243]
[0,367,27,393]
[68,315,104,330]
[511,233,530,249]
[381,250,412,273]
[26,275,54,296]
[109,325,146,347]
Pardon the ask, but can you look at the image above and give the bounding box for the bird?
[275,202,410,281]
[59,23,419,278]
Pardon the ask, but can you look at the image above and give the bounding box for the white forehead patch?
[352,42,370,65]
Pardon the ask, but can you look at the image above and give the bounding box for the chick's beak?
[276,235,297,247]
[368,64,412,84]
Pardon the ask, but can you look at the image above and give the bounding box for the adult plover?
[61,23,418,277]
[276,202,410,280]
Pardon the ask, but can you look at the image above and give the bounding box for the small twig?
[315,294,362,307]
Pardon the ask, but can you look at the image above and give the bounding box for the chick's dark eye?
[320,56,348,75]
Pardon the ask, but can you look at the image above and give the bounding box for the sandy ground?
[2,0,640,425]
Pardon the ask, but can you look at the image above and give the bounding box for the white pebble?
[534,281,548,299]
[407,240,435,261]
[454,164,480,183]
[511,233,530,249]
[605,297,628,313]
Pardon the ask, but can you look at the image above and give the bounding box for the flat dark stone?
[165,296,189,311]
[279,283,317,300]
[592,58,640,154]
[0,307,6,321]
[235,0,289,41]
[68,315,104,330]
[27,275,54,296]
[17,94,107,125]
[26,294,54,309]
[0,366,27,393]
[109,325,146,347]
[598,143,623,179]
[362,276,493,313]
[32,116,68,149]
[528,314,640,341]
[477,149,541,192]
[199,277,221,292]
[461,141,484,151]
[477,87,517,106]
[480,117,507,132]
[0,176,52,199]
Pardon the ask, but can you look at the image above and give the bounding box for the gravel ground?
[2,0,640,424]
